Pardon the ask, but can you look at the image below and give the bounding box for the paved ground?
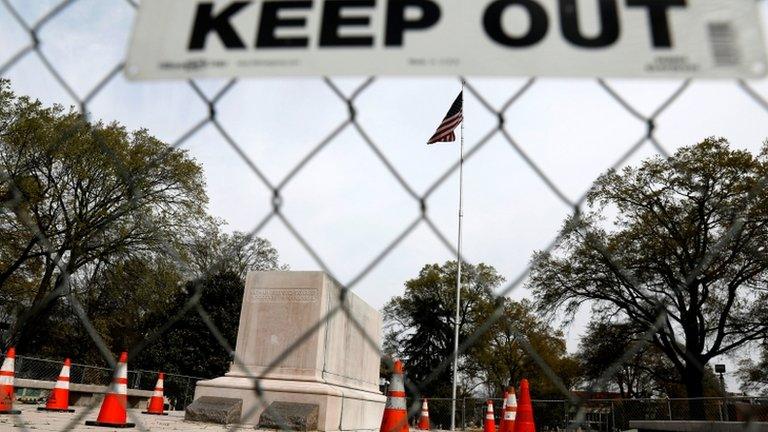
[1,405,446,431]
[1,404,254,431]
[0,404,442,432]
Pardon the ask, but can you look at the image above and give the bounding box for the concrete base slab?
[629,420,768,432]
[258,401,319,430]
[185,396,243,424]
[10,404,391,431]
[194,376,385,431]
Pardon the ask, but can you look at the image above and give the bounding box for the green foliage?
[738,343,768,395]
[22,257,184,364]
[0,79,207,348]
[383,261,577,398]
[137,271,245,378]
[577,320,694,398]
[186,221,288,279]
[13,226,285,371]
[530,138,768,413]
[576,320,724,399]
[0,80,288,376]
[467,298,580,398]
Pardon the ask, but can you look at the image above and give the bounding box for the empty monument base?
[194,272,386,431]
[195,376,385,431]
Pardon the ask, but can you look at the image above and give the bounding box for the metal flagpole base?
[85,420,136,428]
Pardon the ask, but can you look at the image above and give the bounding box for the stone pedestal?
[193,272,386,431]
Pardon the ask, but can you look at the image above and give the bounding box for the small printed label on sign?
[126,0,767,79]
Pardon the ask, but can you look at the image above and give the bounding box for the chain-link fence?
[416,397,768,431]
[12,355,199,410]
[2,1,768,432]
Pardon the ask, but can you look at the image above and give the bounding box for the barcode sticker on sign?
[708,22,741,67]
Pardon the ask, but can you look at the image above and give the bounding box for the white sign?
[126,0,767,79]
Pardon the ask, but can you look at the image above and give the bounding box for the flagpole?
[450,79,465,432]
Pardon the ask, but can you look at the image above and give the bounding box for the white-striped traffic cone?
[0,347,20,414]
[380,360,408,432]
[501,386,517,432]
[142,372,167,415]
[483,399,496,432]
[38,358,75,412]
[417,398,430,430]
[85,352,135,428]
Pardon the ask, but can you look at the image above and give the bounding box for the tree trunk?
[683,363,706,420]
[8,269,68,350]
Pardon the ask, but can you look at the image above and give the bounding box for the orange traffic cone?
[515,379,535,432]
[499,390,509,432]
[85,352,135,428]
[483,400,496,432]
[501,386,517,432]
[0,347,20,414]
[380,360,409,432]
[417,398,430,430]
[38,358,75,412]
[142,372,167,415]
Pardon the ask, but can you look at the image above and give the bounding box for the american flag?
[427,91,463,144]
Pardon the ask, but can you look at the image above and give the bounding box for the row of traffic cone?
[379,360,536,432]
[0,348,167,428]
[484,379,536,432]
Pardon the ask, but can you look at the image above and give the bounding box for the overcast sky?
[2,0,768,389]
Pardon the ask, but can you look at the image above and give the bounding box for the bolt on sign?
[126,0,767,79]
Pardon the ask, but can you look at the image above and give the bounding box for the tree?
[576,321,676,398]
[13,224,286,367]
[135,233,286,377]
[383,261,578,399]
[136,271,245,378]
[383,261,503,397]
[467,298,580,399]
[0,79,207,348]
[22,257,184,364]
[738,343,768,395]
[530,138,768,418]
[186,221,288,279]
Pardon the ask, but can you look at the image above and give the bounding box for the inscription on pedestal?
[249,288,318,303]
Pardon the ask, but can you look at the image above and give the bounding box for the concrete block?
[185,396,243,424]
[258,402,319,431]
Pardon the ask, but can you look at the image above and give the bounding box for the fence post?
[184,377,192,410]
[462,397,466,431]
[667,398,672,420]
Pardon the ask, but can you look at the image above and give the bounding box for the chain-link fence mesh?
[12,355,199,410]
[394,397,768,431]
[1,0,768,431]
